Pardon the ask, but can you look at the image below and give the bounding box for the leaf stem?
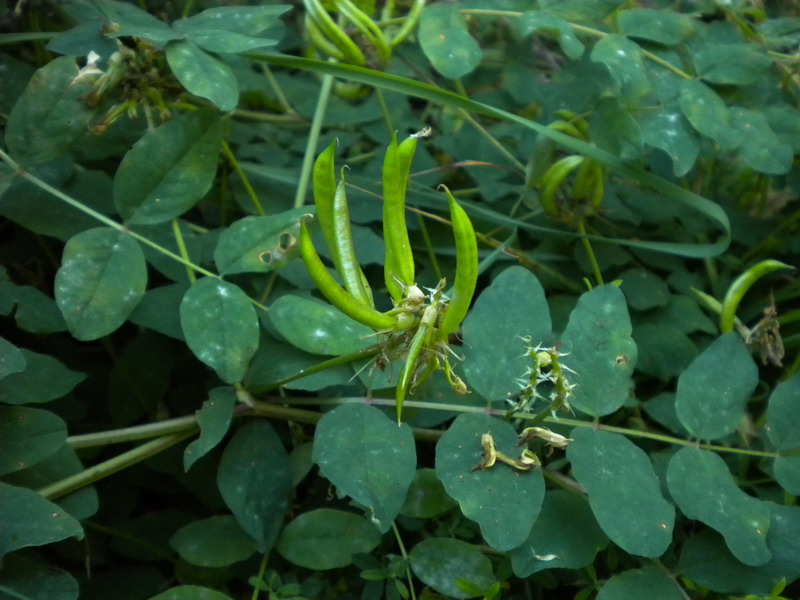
[277,396,780,458]
[293,68,335,209]
[39,431,196,500]
[171,219,196,284]
[578,219,604,286]
[392,522,417,600]
[260,63,296,115]
[67,415,200,448]
[247,343,384,395]
[222,140,266,215]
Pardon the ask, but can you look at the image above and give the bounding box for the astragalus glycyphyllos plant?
[1,1,800,599]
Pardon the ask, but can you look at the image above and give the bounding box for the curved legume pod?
[383,133,417,301]
[438,187,478,335]
[333,173,374,307]
[299,220,396,331]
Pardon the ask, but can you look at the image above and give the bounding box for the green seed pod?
[438,187,478,336]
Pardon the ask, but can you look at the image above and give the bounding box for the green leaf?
[246,336,354,392]
[400,468,457,519]
[566,428,674,557]
[12,285,67,333]
[5,56,99,166]
[276,509,381,570]
[638,106,700,177]
[129,282,187,340]
[590,34,651,99]
[667,446,771,566]
[180,277,259,384]
[518,12,584,59]
[133,220,206,283]
[633,324,697,382]
[0,406,67,476]
[114,110,223,224]
[170,515,257,567]
[214,209,308,275]
[508,489,608,576]
[4,444,98,521]
[148,586,233,600]
[675,332,757,440]
[679,79,740,151]
[269,294,374,356]
[419,3,482,79]
[619,268,670,310]
[679,501,800,595]
[679,531,774,595]
[184,386,237,471]
[679,502,800,595]
[597,565,685,600]
[618,9,694,45]
[589,99,644,161]
[106,3,178,44]
[174,6,289,54]
[0,481,84,561]
[774,456,800,495]
[463,266,551,401]
[764,373,800,451]
[409,539,496,599]
[0,337,26,380]
[762,502,800,585]
[764,104,800,152]
[0,164,114,243]
[0,53,34,115]
[729,107,794,175]
[693,43,772,85]
[166,40,239,111]
[54,227,147,341]
[0,349,85,405]
[313,403,416,531]
[217,420,292,552]
[108,333,175,427]
[560,284,637,417]
[435,413,545,551]
[539,0,624,21]
[0,554,79,600]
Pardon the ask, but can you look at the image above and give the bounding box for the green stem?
[260,63,296,115]
[293,69,335,209]
[247,343,384,395]
[54,389,779,500]
[278,396,780,458]
[376,87,395,135]
[392,522,417,600]
[171,219,196,284]
[222,140,265,215]
[250,552,270,600]
[68,415,200,448]
[39,431,196,500]
[181,0,197,18]
[578,219,603,286]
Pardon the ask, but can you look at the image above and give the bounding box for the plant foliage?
[1,0,800,599]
